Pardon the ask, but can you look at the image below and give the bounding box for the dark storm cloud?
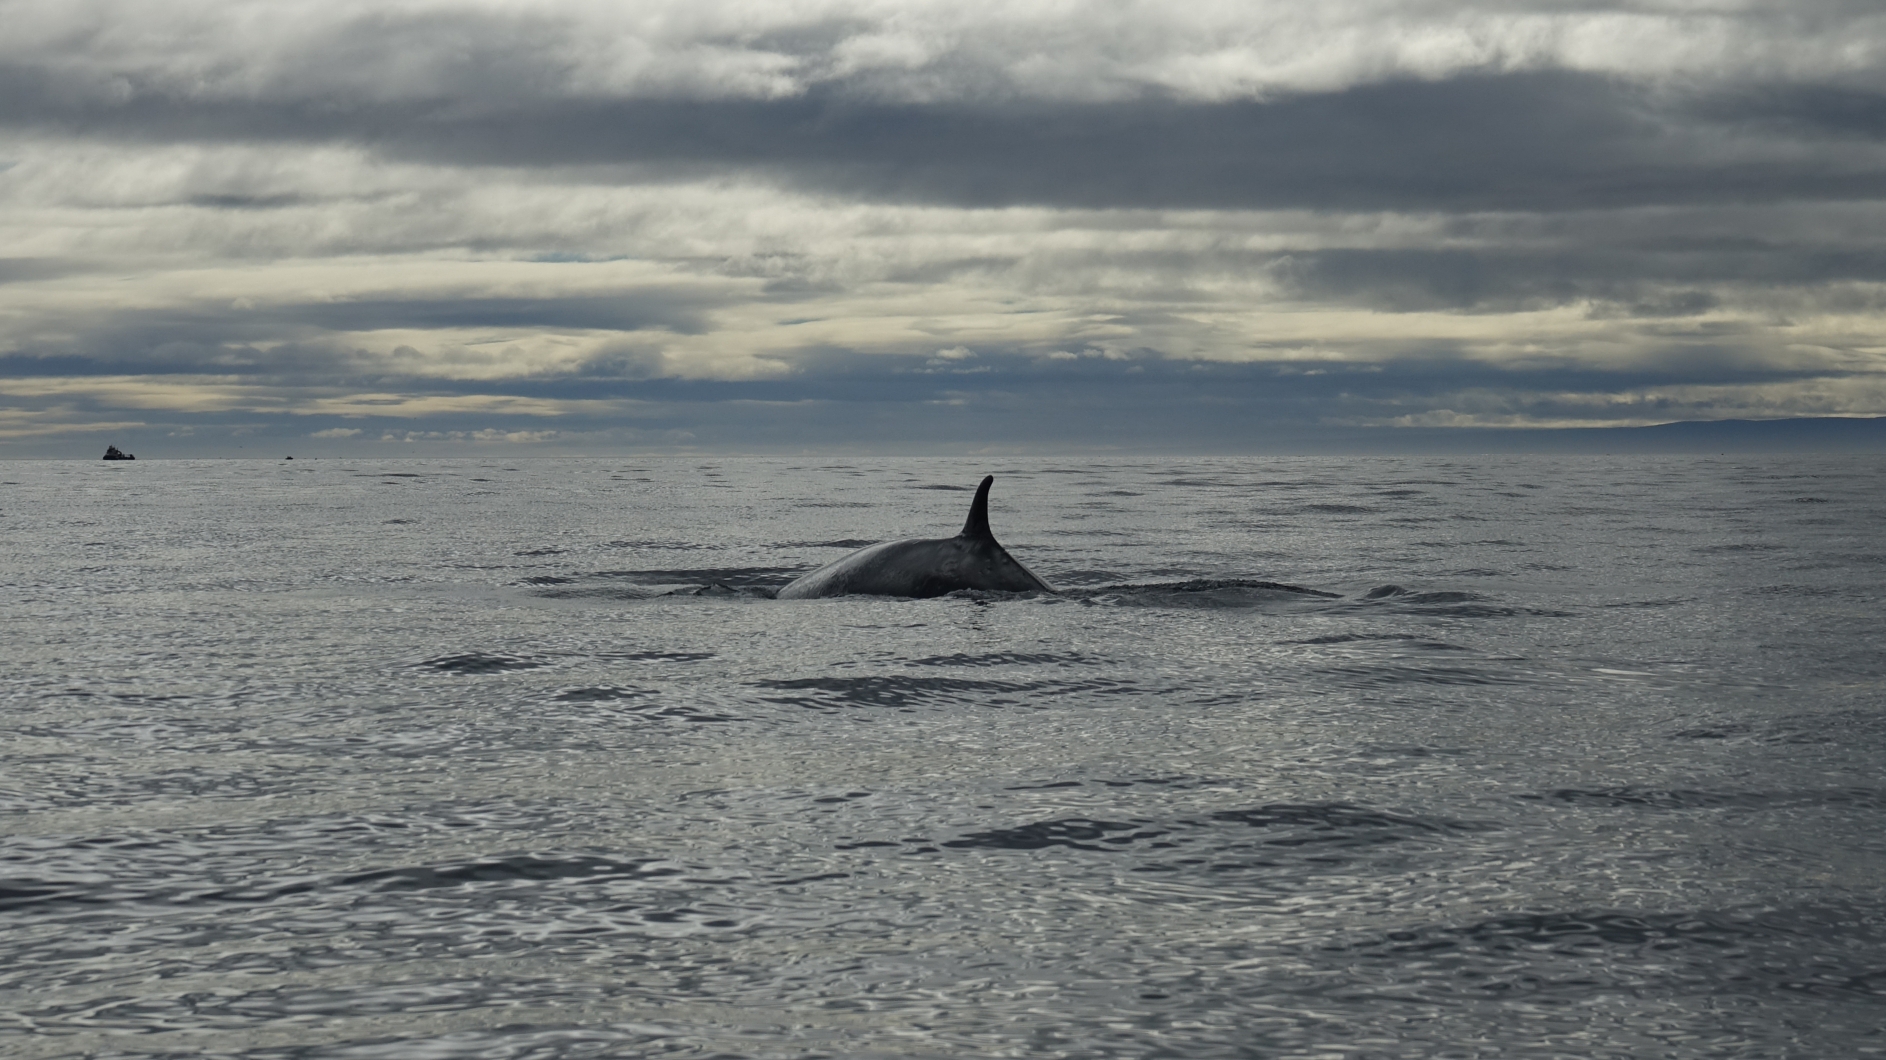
[1270,246,1886,313]
[5,66,1884,212]
[1,292,721,377]
[1702,83,1886,141]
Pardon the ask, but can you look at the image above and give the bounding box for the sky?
[2,0,1885,456]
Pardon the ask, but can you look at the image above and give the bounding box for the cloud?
[7,1,1885,110]
[8,69,1884,213]
[382,428,563,443]
[2,1,1884,453]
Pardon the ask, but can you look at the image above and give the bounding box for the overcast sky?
[3,0,1884,455]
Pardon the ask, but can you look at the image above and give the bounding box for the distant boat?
[102,445,135,460]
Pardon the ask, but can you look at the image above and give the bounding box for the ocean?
[3,455,1882,1058]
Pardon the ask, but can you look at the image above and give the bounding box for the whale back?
[776,475,1052,599]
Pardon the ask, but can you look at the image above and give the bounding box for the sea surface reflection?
[2,456,1882,1057]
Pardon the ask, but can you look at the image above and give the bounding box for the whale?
[775,475,1054,599]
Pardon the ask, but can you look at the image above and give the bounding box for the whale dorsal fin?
[960,475,995,540]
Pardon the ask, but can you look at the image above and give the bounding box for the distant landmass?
[1615,416,1886,452]
[1346,416,1886,454]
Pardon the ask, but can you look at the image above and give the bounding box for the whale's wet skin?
[3,456,1884,1059]
[776,475,1052,599]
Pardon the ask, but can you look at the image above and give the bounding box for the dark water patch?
[1157,478,1235,487]
[381,473,422,478]
[591,650,716,663]
[1523,787,1763,810]
[1357,744,1470,758]
[1208,802,1488,843]
[995,775,1202,792]
[600,540,713,550]
[914,483,972,490]
[1074,579,1341,607]
[928,802,1488,863]
[940,586,1059,602]
[755,674,1024,710]
[1040,568,1130,586]
[416,652,548,675]
[1793,496,1831,503]
[382,518,417,524]
[1288,632,1469,651]
[807,790,875,803]
[1319,907,1886,1001]
[519,575,574,585]
[1354,589,1576,619]
[544,697,742,727]
[1349,908,1775,956]
[663,583,778,598]
[1749,583,1845,597]
[1602,596,1692,608]
[1097,489,1143,496]
[796,500,875,508]
[0,882,69,911]
[1,850,686,913]
[1668,723,1755,740]
[592,567,801,588]
[336,854,680,894]
[1696,542,1786,553]
[767,871,852,886]
[1522,786,1885,811]
[1300,503,1376,514]
[943,818,1161,852]
[779,539,878,548]
[514,547,567,556]
[907,651,1097,667]
[752,673,1117,711]
[1372,489,1426,498]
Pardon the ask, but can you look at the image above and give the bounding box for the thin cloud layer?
[1,0,1883,453]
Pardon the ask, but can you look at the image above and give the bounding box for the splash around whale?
[775,476,1054,600]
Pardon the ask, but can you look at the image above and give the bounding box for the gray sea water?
[2,455,1883,1059]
